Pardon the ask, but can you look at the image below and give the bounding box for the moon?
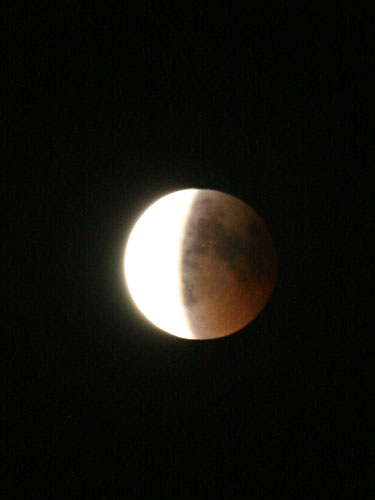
[124,189,277,340]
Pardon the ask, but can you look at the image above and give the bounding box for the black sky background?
[6,2,370,498]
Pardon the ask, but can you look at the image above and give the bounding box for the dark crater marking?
[181,207,267,307]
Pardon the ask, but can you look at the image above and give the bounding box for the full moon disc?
[124,189,277,340]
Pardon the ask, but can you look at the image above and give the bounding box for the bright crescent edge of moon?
[124,189,197,339]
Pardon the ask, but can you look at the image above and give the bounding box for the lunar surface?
[124,189,277,340]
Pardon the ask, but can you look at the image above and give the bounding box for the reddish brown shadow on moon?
[180,190,277,340]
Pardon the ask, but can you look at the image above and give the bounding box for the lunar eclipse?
[124,189,277,340]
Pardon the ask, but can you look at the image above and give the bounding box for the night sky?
[6,2,369,498]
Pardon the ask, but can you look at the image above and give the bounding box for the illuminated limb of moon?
[124,189,197,339]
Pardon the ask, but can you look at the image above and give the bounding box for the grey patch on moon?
[182,195,263,304]
[180,189,277,339]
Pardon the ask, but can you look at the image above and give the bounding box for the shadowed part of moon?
[180,190,277,339]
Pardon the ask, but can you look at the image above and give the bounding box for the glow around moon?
[124,189,277,340]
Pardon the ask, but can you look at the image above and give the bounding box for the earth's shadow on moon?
[180,190,277,340]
